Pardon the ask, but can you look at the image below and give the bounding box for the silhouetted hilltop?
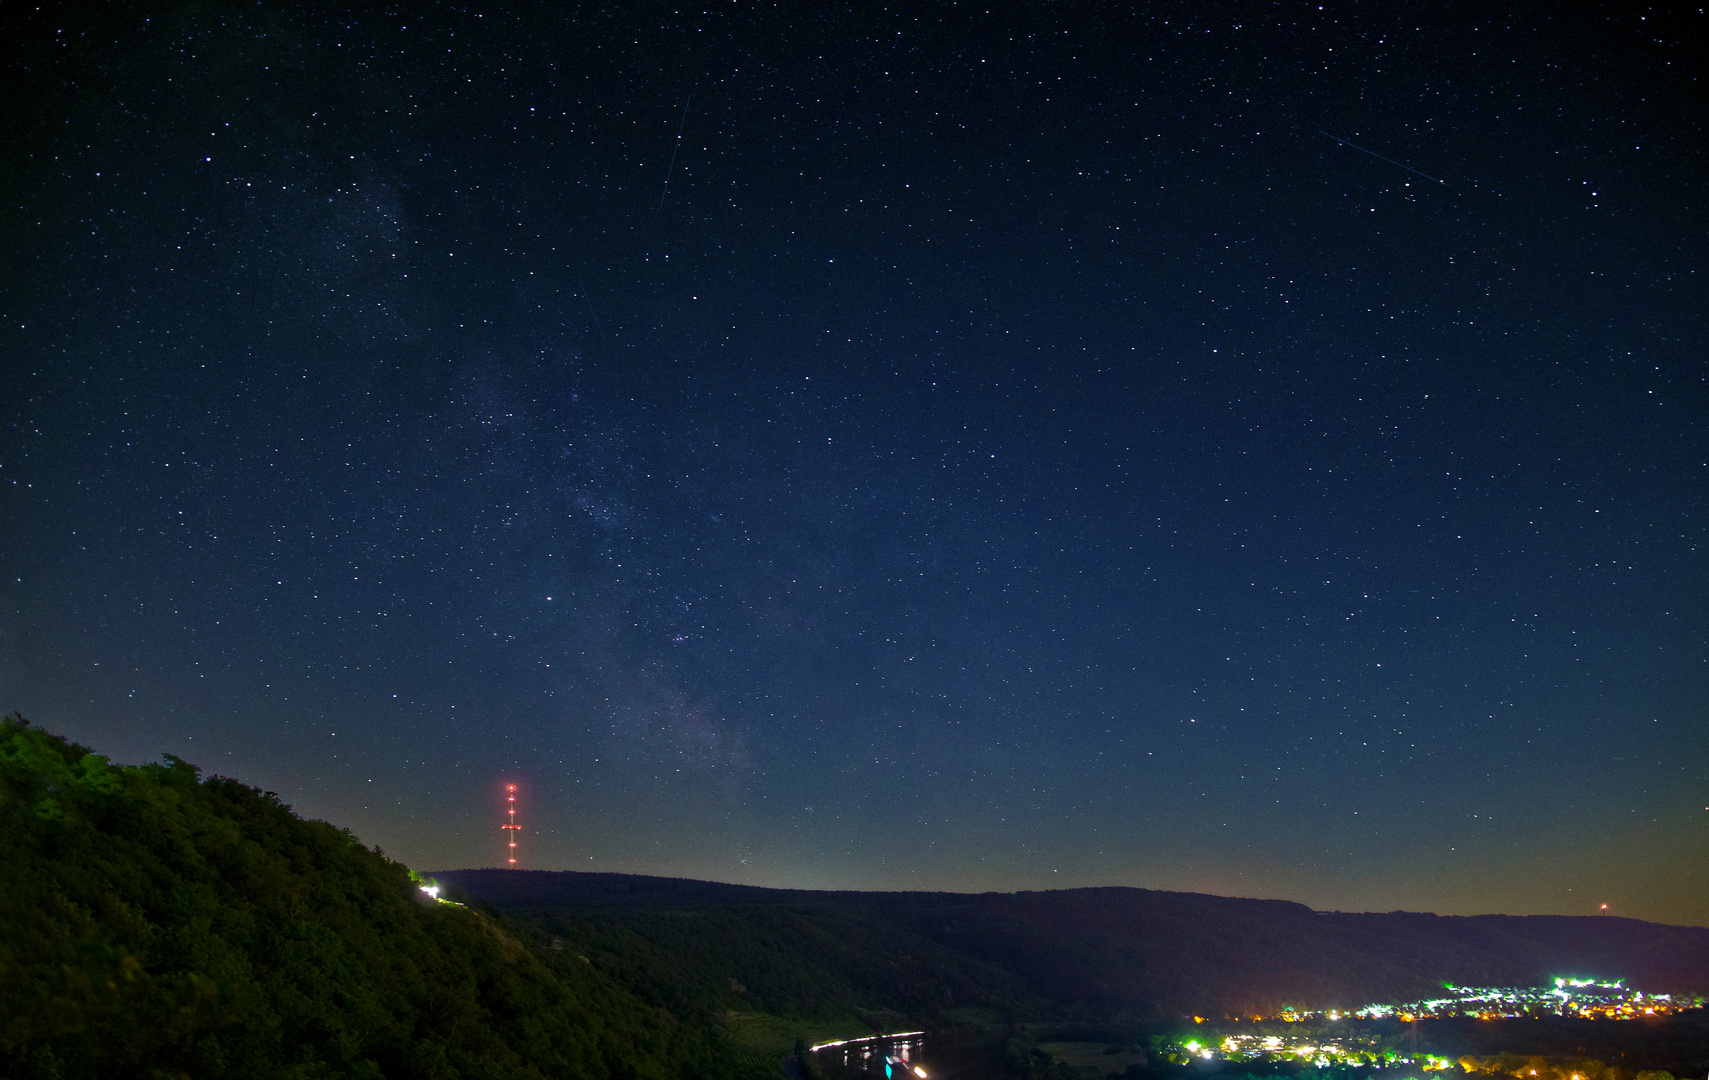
[436,870,1709,1016]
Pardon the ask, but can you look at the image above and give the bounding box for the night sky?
[4,3,1705,926]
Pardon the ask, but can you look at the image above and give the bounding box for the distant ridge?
[434,869,1709,1015]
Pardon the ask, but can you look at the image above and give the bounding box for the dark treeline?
[509,901,1048,1025]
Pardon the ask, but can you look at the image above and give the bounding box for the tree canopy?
[0,715,746,1080]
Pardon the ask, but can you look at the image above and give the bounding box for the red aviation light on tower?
[501,783,521,866]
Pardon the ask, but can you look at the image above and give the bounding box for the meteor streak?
[659,93,694,208]
[1318,130,1447,184]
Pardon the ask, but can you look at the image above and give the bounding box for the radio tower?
[501,783,521,866]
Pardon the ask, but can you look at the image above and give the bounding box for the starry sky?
[3,2,1705,926]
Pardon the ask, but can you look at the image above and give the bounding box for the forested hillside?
[440,871,1709,1018]
[512,896,1049,1026]
[0,717,754,1080]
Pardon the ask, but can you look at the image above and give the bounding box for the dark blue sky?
[4,2,1704,925]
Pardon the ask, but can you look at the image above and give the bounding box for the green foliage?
[0,715,748,1079]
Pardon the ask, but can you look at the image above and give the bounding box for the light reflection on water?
[814,1030,1010,1080]
[815,1033,927,1077]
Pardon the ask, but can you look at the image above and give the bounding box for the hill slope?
[437,869,1709,1017]
[0,718,748,1080]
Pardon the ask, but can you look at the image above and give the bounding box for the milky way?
[2,4,1703,925]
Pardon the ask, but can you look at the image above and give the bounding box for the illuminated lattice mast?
[502,783,521,866]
